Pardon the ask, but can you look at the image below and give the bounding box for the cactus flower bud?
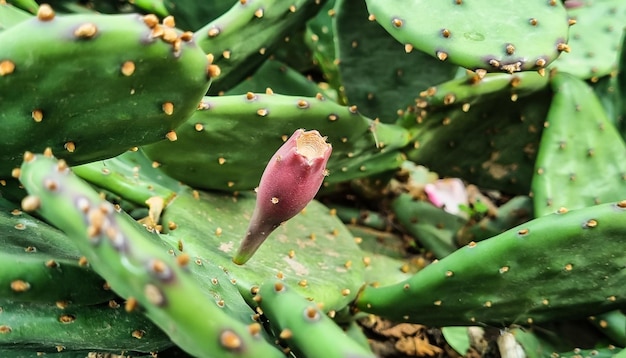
[233,129,332,265]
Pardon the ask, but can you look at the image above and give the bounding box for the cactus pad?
[335,0,457,122]
[0,11,211,177]
[0,198,114,304]
[255,281,376,358]
[0,2,31,31]
[365,0,571,73]
[402,73,551,194]
[531,72,626,217]
[548,0,626,79]
[161,189,366,312]
[18,152,284,358]
[0,300,172,353]
[143,93,410,191]
[195,0,326,93]
[356,200,626,326]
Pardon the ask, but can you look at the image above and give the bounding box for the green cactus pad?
[365,0,571,73]
[143,93,410,191]
[255,281,376,358]
[531,72,626,217]
[411,71,550,109]
[5,0,37,14]
[589,310,626,347]
[0,300,172,353]
[161,188,366,312]
[0,351,160,358]
[347,224,416,287]
[392,194,467,259]
[131,0,169,17]
[195,0,326,93]
[593,74,623,132]
[402,73,551,194]
[162,0,231,31]
[305,0,343,98]
[617,33,626,141]
[355,200,626,326]
[18,153,283,358]
[72,149,183,207]
[335,0,457,122]
[225,58,322,97]
[548,0,626,79]
[0,198,114,304]
[0,2,31,31]
[0,11,211,178]
[458,195,534,243]
[557,348,621,358]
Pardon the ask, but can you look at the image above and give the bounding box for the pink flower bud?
[424,178,468,216]
[233,129,332,265]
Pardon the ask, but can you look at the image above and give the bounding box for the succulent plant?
[4,1,626,357]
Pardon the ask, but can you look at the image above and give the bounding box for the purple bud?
[233,129,332,265]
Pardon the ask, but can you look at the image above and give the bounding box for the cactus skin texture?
[0,300,172,353]
[4,0,37,14]
[226,58,323,97]
[365,0,571,73]
[0,10,211,178]
[335,0,456,122]
[143,93,409,191]
[17,152,284,358]
[355,200,626,326]
[392,193,466,259]
[255,281,376,358]
[305,0,344,100]
[531,72,626,217]
[161,188,366,313]
[0,2,31,31]
[589,310,626,347]
[72,149,183,207]
[458,196,534,243]
[0,198,114,304]
[195,0,327,93]
[161,0,231,31]
[402,73,551,194]
[548,0,626,79]
[233,129,332,265]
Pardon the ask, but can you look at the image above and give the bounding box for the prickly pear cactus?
[5,0,626,355]
[255,281,376,358]
[334,0,457,122]
[226,58,323,97]
[17,151,284,357]
[161,188,366,312]
[0,300,172,353]
[195,0,327,93]
[402,72,551,194]
[0,8,212,177]
[0,2,31,31]
[305,0,343,99]
[4,0,37,14]
[365,0,572,73]
[355,200,626,326]
[548,0,626,79]
[162,0,231,31]
[143,93,410,191]
[0,198,114,304]
[72,149,183,207]
[531,72,626,217]
[392,193,466,258]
